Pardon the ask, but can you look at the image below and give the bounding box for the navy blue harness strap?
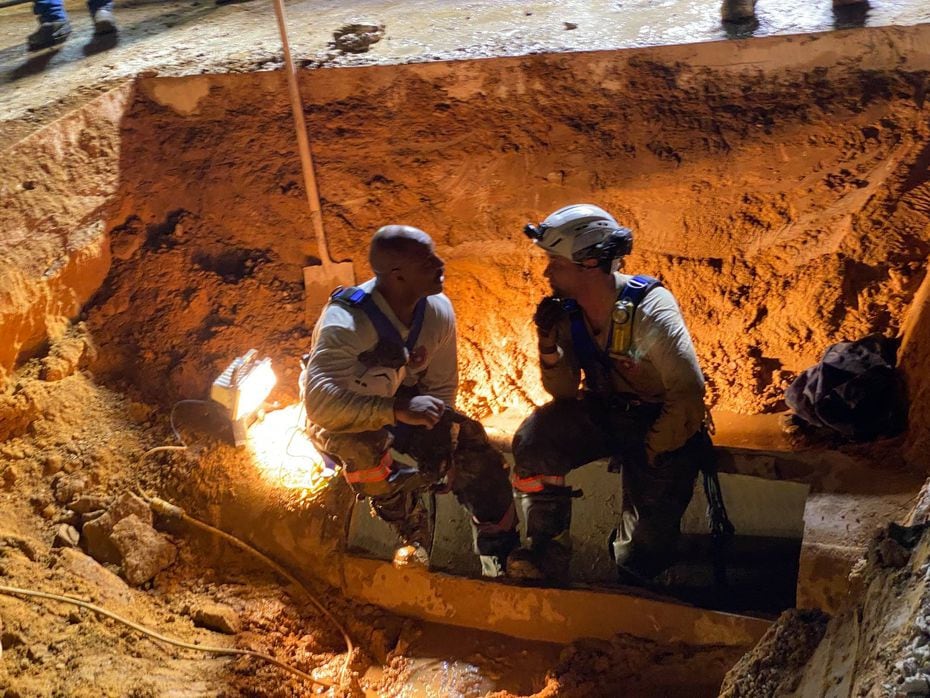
[622,275,662,306]
[620,274,662,343]
[406,296,428,351]
[564,275,662,391]
[330,286,427,353]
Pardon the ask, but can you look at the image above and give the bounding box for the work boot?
[92,7,118,35]
[720,0,756,22]
[27,20,72,51]
[506,538,572,585]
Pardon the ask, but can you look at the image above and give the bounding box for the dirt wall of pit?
[3,24,930,461]
[0,85,131,377]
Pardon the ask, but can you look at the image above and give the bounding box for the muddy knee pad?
[517,488,573,545]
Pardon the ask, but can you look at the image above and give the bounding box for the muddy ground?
[0,346,746,696]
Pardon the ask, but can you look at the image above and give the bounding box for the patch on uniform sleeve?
[408,345,429,370]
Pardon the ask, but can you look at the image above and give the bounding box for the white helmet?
[524,204,633,265]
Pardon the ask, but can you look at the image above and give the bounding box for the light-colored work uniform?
[513,273,708,579]
[303,279,517,559]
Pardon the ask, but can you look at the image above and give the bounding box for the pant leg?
[306,423,431,546]
[445,416,518,558]
[87,0,112,15]
[611,428,702,578]
[512,398,618,548]
[34,0,68,23]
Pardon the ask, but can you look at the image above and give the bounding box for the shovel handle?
[272,0,333,267]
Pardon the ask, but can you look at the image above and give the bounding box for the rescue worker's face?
[543,254,589,296]
[397,243,445,297]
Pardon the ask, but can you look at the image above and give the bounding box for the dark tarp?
[785,334,907,441]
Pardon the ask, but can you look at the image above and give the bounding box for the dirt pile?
[718,608,830,696]
[0,353,362,695]
[723,520,930,697]
[530,633,745,698]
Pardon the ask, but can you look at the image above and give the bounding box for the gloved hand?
[394,394,445,428]
[533,297,564,340]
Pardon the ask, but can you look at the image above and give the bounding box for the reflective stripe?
[512,474,566,493]
[344,450,393,484]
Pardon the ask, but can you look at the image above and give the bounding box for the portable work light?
[211,350,277,446]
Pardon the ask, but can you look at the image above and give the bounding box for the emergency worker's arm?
[539,316,582,399]
[635,289,706,459]
[417,300,458,408]
[303,308,395,433]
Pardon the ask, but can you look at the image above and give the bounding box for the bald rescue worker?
[302,225,518,576]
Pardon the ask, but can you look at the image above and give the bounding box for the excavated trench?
[3,21,930,697]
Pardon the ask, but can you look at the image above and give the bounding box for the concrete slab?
[347,456,809,587]
[340,555,772,647]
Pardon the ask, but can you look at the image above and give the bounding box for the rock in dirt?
[1,622,25,651]
[55,547,131,605]
[55,509,79,527]
[81,512,121,564]
[2,464,18,489]
[108,491,152,526]
[43,454,63,475]
[330,23,385,54]
[53,524,80,548]
[81,491,152,565]
[187,601,241,634]
[52,473,88,504]
[110,514,177,586]
[902,675,930,694]
[0,532,41,562]
[26,644,49,663]
[68,494,109,514]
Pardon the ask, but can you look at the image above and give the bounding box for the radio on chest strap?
[564,274,662,392]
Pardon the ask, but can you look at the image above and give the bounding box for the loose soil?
[0,340,745,696]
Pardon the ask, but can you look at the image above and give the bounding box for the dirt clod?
[110,514,177,586]
[330,23,385,54]
[52,524,80,549]
[187,600,241,635]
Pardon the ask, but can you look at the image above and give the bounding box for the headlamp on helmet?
[524,203,634,270]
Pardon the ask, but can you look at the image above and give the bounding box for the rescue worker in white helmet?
[302,225,519,577]
[508,204,714,585]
